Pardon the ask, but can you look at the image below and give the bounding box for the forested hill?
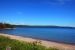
[0,23,14,29]
[0,23,75,29]
[14,25,75,29]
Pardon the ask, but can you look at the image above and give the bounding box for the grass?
[0,35,59,50]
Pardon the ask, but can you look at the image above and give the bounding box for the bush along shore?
[0,35,59,50]
[0,23,14,29]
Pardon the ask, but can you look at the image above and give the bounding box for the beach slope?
[0,33,75,50]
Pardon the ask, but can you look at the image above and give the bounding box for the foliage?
[0,35,59,50]
[0,23,14,29]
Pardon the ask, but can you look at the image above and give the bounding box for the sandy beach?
[0,33,75,50]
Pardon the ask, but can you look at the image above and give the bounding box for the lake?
[0,27,75,44]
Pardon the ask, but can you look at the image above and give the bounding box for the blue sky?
[0,0,75,26]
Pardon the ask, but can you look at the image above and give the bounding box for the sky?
[0,0,75,26]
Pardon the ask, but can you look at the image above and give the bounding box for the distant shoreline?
[0,33,75,50]
[3,28,16,29]
[14,25,75,29]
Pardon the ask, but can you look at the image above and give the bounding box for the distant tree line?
[0,23,14,29]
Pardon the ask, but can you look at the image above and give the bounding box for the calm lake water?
[0,27,75,44]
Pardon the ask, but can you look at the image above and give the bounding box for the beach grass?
[0,35,59,50]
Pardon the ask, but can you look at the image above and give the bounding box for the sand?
[0,33,75,50]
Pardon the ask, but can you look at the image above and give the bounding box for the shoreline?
[0,33,75,50]
[22,36,75,45]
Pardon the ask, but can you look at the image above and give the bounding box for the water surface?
[0,27,75,44]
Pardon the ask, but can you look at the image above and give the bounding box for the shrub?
[0,35,59,50]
